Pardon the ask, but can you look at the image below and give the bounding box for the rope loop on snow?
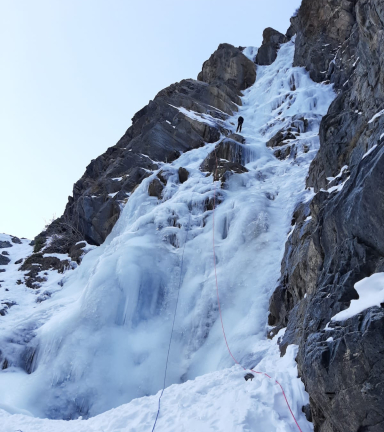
[212,146,303,432]
[151,212,191,432]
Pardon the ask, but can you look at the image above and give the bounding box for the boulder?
[0,255,10,265]
[148,178,164,199]
[273,146,293,160]
[178,167,189,184]
[267,130,297,148]
[0,241,12,249]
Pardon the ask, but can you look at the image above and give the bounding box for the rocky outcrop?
[35,44,255,256]
[178,167,189,184]
[306,0,384,192]
[269,0,384,431]
[200,138,248,181]
[0,255,10,265]
[293,0,356,83]
[198,43,256,92]
[0,241,12,249]
[148,177,165,199]
[20,254,71,289]
[255,28,288,66]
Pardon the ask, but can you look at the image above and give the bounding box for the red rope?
[212,148,303,432]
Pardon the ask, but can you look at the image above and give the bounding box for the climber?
[236,116,244,133]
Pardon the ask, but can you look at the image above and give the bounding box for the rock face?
[33,44,254,257]
[200,137,248,182]
[268,0,384,431]
[198,43,256,92]
[255,27,288,65]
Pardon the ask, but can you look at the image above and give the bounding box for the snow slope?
[1,341,311,432]
[0,38,335,427]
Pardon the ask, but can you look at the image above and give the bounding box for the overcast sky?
[1,0,301,239]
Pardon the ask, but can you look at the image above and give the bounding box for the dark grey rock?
[1,251,9,256]
[15,258,23,264]
[293,0,356,83]
[302,403,312,423]
[178,167,189,184]
[286,15,299,40]
[0,241,12,249]
[303,309,384,432]
[11,237,22,244]
[200,139,248,181]
[0,255,10,265]
[273,146,293,161]
[267,130,297,148]
[2,358,8,370]
[0,269,5,273]
[255,28,288,66]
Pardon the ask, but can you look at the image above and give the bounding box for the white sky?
[1,0,301,239]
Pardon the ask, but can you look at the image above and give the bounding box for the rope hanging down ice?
[212,147,303,432]
[151,213,191,432]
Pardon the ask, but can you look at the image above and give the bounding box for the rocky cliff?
[268,1,384,431]
[6,0,384,429]
[57,43,255,249]
[21,44,255,286]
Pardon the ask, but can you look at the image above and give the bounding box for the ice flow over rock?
[0,39,335,422]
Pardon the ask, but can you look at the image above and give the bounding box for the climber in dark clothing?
[236,116,244,133]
